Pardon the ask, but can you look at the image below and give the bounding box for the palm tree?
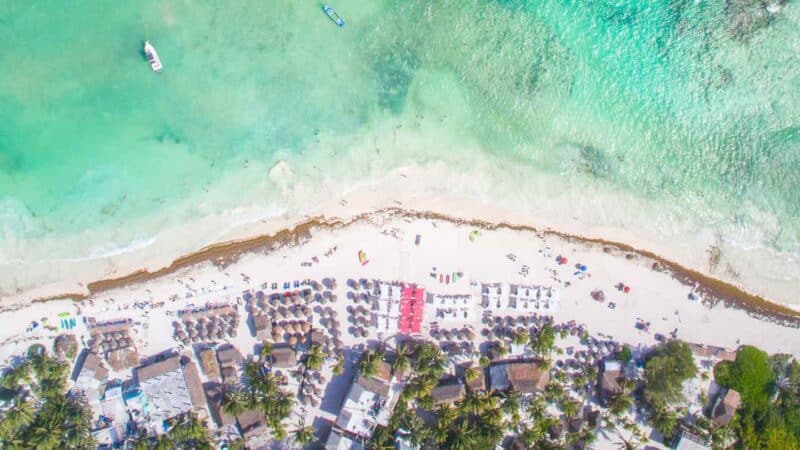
[305,344,325,371]
[479,356,490,369]
[392,342,412,374]
[464,366,480,383]
[445,420,478,450]
[259,342,273,361]
[512,330,530,346]
[0,361,31,390]
[436,404,458,428]
[608,394,633,417]
[358,351,380,378]
[332,353,345,375]
[292,421,316,447]
[222,387,250,417]
[501,388,521,417]
[560,399,580,418]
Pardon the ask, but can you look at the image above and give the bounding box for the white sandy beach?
[2,215,798,370]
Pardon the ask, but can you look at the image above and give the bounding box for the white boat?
[323,5,345,28]
[143,41,163,73]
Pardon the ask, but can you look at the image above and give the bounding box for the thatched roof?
[430,382,465,404]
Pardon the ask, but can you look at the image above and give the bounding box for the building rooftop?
[430,381,465,404]
[217,346,243,368]
[136,356,181,383]
[204,382,235,427]
[271,345,298,368]
[198,349,221,380]
[489,359,550,393]
[712,388,741,426]
[237,409,267,438]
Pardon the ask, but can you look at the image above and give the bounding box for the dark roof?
[356,375,391,397]
[204,382,235,427]
[567,417,583,433]
[198,349,221,380]
[217,346,243,368]
[182,361,208,411]
[237,409,267,437]
[712,389,741,426]
[270,345,297,368]
[136,356,181,383]
[430,382,465,404]
[221,366,238,383]
[598,361,624,400]
[490,360,549,393]
[78,352,108,382]
[374,361,393,383]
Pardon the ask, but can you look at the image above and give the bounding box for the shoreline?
[27,207,800,326]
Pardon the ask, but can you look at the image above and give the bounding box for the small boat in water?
[323,5,345,28]
[143,41,163,73]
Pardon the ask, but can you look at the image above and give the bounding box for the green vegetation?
[714,347,800,449]
[132,413,213,450]
[529,323,556,357]
[357,349,383,378]
[222,361,295,438]
[643,340,696,408]
[618,346,632,364]
[0,348,94,449]
[304,344,326,371]
[292,420,316,447]
[715,346,774,412]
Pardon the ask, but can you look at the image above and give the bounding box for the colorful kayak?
[323,5,345,28]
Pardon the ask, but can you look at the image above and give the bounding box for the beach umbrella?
[302,322,312,333]
[298,334,307,344]
[361,328,369,338]
[330,294,338,304]
[365,280,374,291]
[288,336,298,346]
[273,324,284,335]
[456,331,466,341]
[465,329,476,340]
[293,295,302,306]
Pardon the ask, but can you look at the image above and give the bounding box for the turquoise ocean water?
[1,1,799,293]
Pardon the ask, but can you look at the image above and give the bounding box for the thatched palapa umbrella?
[288,335,298,346]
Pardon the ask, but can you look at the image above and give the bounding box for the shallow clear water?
[1,1,799,291]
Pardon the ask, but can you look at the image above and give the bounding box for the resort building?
[73,352,109,414]
[430,380,466,405]
[325,427,365,450]
[597,359,625,405]
[92,385,130,447]
[270,344,298,368]
[480,283,558,314]
[236,409,268,440]
[133,355,207,434]
[489,359,550,394]
[334,361,402,438]
[711,388,741,427]
[217,345,244,384]
[673,428,711,450]
[204,382,235,428]
[197,348,221,381]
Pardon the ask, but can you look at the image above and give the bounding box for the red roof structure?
[399,285,425,334]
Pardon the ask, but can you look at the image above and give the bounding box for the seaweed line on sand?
[28,207,800,327]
